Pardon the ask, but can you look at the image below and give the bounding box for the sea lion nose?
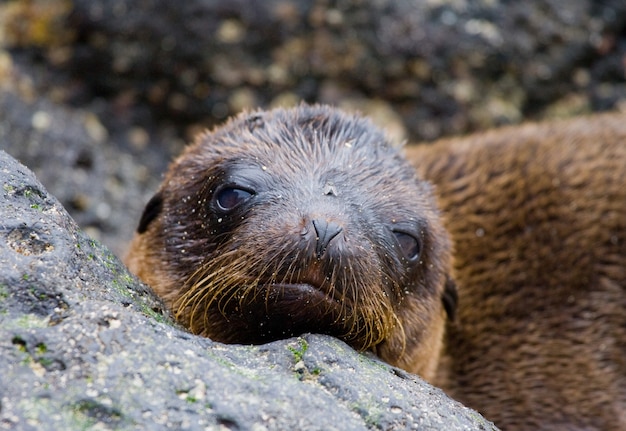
[312,219,343,258]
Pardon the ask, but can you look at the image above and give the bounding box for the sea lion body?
[406,113,626,431]
[126,105,626,430]
[125,105,455,380]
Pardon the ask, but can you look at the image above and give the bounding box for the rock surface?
[0,87,165,259]
[0,149,497,430]
[8,0,626,138]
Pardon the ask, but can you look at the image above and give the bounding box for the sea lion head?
[125,104,455,379]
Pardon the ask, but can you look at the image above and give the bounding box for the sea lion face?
[126,105,454,378]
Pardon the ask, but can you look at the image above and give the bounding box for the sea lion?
[126,104,626,430]
[406,112,626,431]
[125,104,457,380]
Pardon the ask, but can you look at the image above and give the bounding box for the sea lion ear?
[136,192,164,234]
[442,276,458,321]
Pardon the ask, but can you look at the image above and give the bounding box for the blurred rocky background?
[1,0,625,257]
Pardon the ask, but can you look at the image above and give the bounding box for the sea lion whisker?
[179,277,221,326]
[216,281,247,316]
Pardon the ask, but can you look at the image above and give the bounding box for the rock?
[0,87,170,257]
[0,149,498,430]
[4,0,626,142]
[63,0,626,139]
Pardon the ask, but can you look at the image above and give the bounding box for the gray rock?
[65,0,626,139]
[0,88,170,257]
[0,149,498,430]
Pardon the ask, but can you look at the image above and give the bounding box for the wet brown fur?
[406,112,626,431]
[125,105,453,380]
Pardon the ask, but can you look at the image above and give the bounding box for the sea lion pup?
[125,104,457,380]
[406,112,626,431]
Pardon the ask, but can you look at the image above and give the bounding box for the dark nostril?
[312,219,343,258]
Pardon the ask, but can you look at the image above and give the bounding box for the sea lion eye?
[393,231,421,261]
[216,187,253,211]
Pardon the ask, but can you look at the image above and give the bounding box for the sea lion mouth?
[230,281,350,343]
[260,282,342,309]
